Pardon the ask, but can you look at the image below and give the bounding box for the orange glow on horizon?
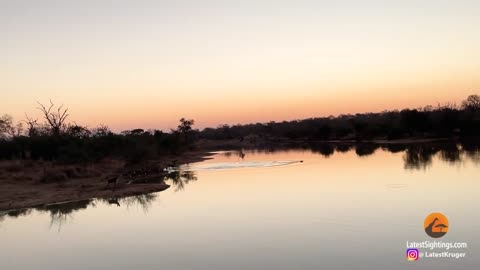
[2,1,480,131]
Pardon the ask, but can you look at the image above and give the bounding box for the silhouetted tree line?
[0,101,197,163]
[199,94,480,141]
[1,95,479,162]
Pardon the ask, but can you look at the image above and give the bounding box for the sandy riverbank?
[0,150,213,211]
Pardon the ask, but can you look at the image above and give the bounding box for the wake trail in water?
[181,160,303,171]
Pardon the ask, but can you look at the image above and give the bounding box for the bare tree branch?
[24,113,39,137]
[37,100,69,135]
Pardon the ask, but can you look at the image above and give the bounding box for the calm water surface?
[1,144,479,270]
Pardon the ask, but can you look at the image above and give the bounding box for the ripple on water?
[181,160,303,171]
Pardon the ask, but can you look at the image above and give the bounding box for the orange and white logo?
[424,213,449,238]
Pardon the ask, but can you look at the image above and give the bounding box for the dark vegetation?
[199,94,480,141]
[0,100,197,163]
[1,95,479,163]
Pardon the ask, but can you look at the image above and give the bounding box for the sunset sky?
[1,1,479,131]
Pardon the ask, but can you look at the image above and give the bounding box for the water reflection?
[310,143,335,157]
[1,208,33,220]
[439,143,462,163]
[403,145,438,170]
[462,140,480,162]
[354,143,379,157]
[41,200,91,230]
[0,194,161,230]
[0,168,199,228]
[335,143,353,153]
[105,193,158,212]
[164,170,198,192]
[225,140,480,170]
[1,140,479,229]
[401,141,479,169]
[220,149,247,160]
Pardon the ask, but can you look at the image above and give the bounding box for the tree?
[66,124,91,138]
[9,122,24,137]
[91,125,112,137]
[462,94,480,111]
[130,129,145,136]
[0,114,24,138]
[37,100,69,136]
[0,114,13,139]
[177,118,195,140]
[24,114,39,137]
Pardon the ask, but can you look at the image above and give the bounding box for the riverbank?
[0,150,214,210]
[0,137,473,211]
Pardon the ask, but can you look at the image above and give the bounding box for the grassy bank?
[0,149,213,210]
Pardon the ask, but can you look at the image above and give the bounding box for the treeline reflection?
[2,140,478,226]
[0,169,200,228]
[164,170,198,192]
[239,140,480,170]
[0,193,160,230]
[0,170,200,227]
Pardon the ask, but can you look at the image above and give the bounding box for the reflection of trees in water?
[224,140,480,170]
[116,194,157,212]
[2,141,479,226]
[2,208,33,218]
[35,200,92,231]
[221,150,246,160]
[0,209,33,225]
[335,143,354,153]
[210,140,480,170]
[164,170,197,192]
[355,144,379,157]
[0,192,162,228]
[438,143,462,163]
[381,144,407,153]
[403,145,439,170]
[461,140,480,163]
[309,143,335,157]
[0,201,92,230]
[308,140,479,169]
[401,141,480,170]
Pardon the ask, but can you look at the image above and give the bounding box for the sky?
[1,0,480,131]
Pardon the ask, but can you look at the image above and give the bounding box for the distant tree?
[0,114,24,138]
[10,122,24,137]
[218,124,232,139]
[91,125,112,137]
[37,100,69,136]
[153,129,163,137]
[24,114,39,137]
[0,114,13,139]
[66,124,91,138]
[177,118,195,140]
[462,94,480,111]
[121,128,145,136]
[130,129,145,136]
